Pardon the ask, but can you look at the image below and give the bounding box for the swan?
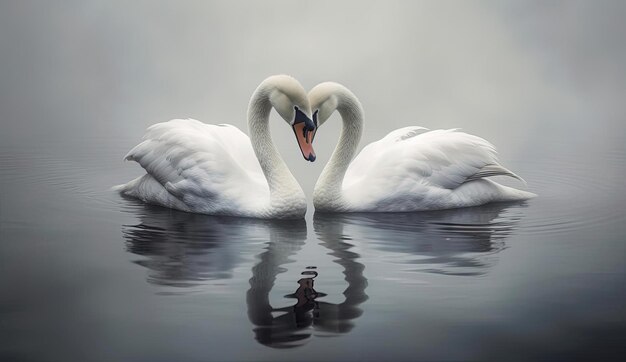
[308,82,536,212]
[115,75,317,219]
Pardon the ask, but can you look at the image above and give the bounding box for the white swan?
[115,75,317,219]
[308,82,536,212]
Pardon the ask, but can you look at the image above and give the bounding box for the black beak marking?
[294,106,316,144]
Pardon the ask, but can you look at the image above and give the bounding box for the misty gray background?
[2,2,626,361]
[1,0,625,194]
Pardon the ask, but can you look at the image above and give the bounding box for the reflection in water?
[122,201,265,288]
[122,202,368,348]
[121,200,523,349]
[314,202,525,276]
[247,218,368,349]
[285,267,324,329]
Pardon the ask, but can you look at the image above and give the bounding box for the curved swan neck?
[247,83,304,209]
[314,92,363,209]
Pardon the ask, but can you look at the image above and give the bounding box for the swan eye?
[313,110,319,126]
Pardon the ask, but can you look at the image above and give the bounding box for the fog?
[2,2,626,359]
[1,0,625,194]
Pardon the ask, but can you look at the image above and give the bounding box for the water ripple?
[313,202,520,276]
[508,146,626,236]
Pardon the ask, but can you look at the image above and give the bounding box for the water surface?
[1,2,626,360]
[1,131,625,361]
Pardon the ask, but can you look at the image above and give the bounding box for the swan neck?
[247,87,304,209]
[314,94,363,208]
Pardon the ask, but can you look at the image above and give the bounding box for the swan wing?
[343,128,524,208]
[122,119,268,213]
[345,126,429,178]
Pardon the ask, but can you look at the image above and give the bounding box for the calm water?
[2,1,625,360]
[1,128,625,361]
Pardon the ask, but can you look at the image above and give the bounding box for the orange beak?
[292,122,316,162]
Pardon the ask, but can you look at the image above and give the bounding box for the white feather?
[118,119,269,216]
[309,82,536,212]
[343,128,534,211]
[115,75,311,219]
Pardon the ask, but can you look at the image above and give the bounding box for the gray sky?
[1,0,624,193]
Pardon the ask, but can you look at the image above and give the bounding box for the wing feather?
[121,119,267,213]
[343,129,523,206]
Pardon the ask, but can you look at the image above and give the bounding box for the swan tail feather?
[112,175,143,194]
[113,174,191,211]
[465,164,527,185]
[491,182,537,201]
[111,183,125,192]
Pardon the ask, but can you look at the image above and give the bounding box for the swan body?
[116,75,316,219]
[309,82,536,212]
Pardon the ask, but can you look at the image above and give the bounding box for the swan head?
[307,82,361,128]
[265,75,317,162]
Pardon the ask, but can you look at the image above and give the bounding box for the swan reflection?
[122,201,267,288]
[120,200,521,349]
[246,218,368,348]
[121,202,368,348]
[314,202,526,276]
